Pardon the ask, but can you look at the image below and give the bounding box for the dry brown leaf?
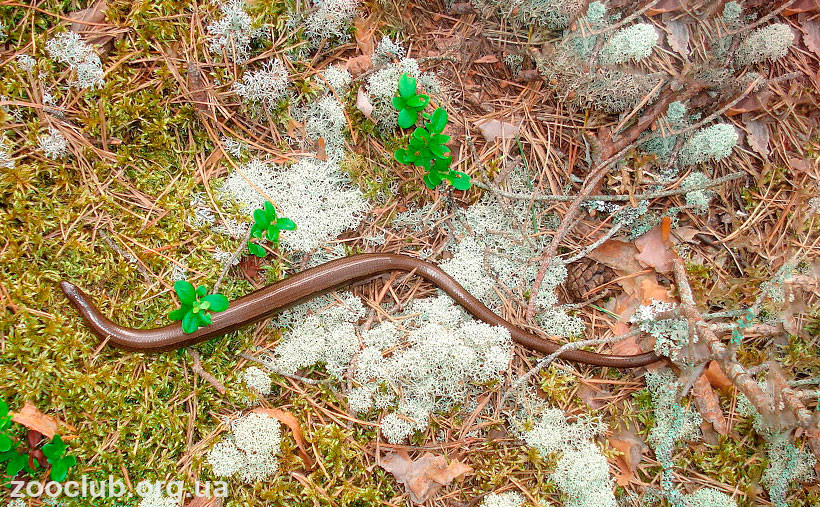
[315,137,328,161]
[639,277,671,304]
[670,226,699,244]
[184,497,223,507]
[634,219,676,274]
[356,87,374,119]
[646,0,682,15]
[380,452,472,503]
[252,408,314,470]
[745,119,770,158]
[726,91,771,116]
[239,254,263,281]
[784,0,820,16]
[474,55,499,64]
[666,19,690,58]
[186,62,211,115]
[353,16,378,55]
[802,20,820,56]
[588,239,642,274]
[11,402,64,439]
[69,0,115,48]
[692,374,729,435]
[609,430,647,486]
[475,119,521,142]
[345,55,372,77]
[577,384,609,410]
[611,294,647,356]
[704,361,733,391]
[69,0,107,31]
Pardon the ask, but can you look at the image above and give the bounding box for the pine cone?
[563,257,617,302]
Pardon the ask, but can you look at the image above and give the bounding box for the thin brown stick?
[188,348,227,394]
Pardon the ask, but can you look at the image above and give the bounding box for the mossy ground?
[1,1,819,506]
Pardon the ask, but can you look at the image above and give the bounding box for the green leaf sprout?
[0,401,14,454]
[0,401,42,481]
[168,281,230,334]
[392,73,430,128]
[248,201,297,258]
[392,97,471,190]
[42,434,76,482]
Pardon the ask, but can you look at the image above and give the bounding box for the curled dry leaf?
[745,119,770,158]
[69,0,107,32]
[587,239,642,274]
[726,91,771,116]
[783,0,820,16]
[666,19,690,58]
[475,119,521,143]
[704,361,733,391]
[353,15,378,55]
[11,402,66,439]
[646,0,682,16]
[69,0,117,49]
[380,452,473,503]
[356,87,374,119]
[315,137,328,162]
[634,218,676,274]
[577,383,610,410]
[692,374,729,435]
[474,55,499,64]
[252,408,314,470]
[801,20,820,57]
[345,55,372,77]
[186,62,212,116]
[608,430,648,486]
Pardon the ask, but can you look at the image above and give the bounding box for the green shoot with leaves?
[247,201,297,258]
[392,73,430,129]
[392,89,471,190]
[168,281,229,334]
[0,401,41,481]
[42,434,77,482]
[730,308,756,345]
[0,401,12,455]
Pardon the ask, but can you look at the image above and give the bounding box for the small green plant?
[393,98,471,190]
[168,281,230,334]
[0,401,12,454]
[730,308,756,345]
[392,73,429,128]
[42,434,76,481]
[247,201,296,258]
[0,401,41,482]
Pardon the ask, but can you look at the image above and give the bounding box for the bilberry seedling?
[42,434,76,482]
[247,201,296,258]
[392,73,430,128]
[168,281,230,334]
[0,401,40,482]
[393,105,471,190]
[730,308,755,345]
[0,401,12,454]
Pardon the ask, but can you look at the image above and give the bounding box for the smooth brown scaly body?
[61,253,660,367]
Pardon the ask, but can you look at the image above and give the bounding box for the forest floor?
[0,0,818,506]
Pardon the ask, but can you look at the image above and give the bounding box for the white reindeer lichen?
[45,32,105,89]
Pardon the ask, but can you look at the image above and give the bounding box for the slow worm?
[60,253,660,367]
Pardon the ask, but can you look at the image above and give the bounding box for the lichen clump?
[218,157,369,251]
[207,412,282,483]
[45,32,105,89]
[263,294,513,443]
[735,24,795,66]
[678,124,739,166]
